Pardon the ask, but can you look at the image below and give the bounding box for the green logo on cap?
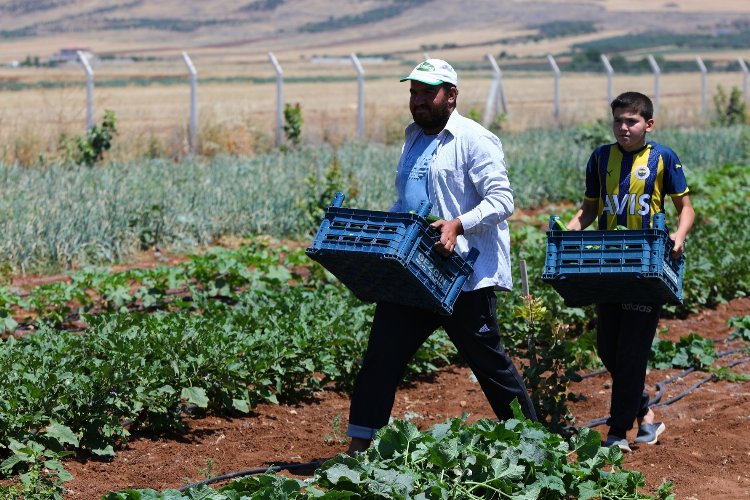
[416,62,435,72]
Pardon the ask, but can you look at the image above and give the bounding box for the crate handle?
[332,192,346,208]
[653,212,665,230]
[416,199,432,218]
[466,247,480,266]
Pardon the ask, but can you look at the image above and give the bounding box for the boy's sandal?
[634,422,666,445]
[602,435,632,453]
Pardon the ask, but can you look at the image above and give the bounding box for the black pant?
[596,302,662,437]
[348,287,537,434]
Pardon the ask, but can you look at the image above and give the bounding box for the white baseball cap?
[400,59,458,86]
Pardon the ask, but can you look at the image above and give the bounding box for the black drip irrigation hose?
[578,351,750,429]
[176,459,326,492]
[579,368,607,379]
[647,347,744,406]
[651,356,750,409]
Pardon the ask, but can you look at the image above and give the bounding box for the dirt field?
[60,297,750,499]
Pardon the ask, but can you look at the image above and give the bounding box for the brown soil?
[57,297,750,500]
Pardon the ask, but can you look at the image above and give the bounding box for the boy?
[566,91,695,452]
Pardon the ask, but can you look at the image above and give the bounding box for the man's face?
[409,81,454,134]
[611,107,654,151]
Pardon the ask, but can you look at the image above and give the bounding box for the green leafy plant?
[673,163,750,312]
[0,308,18,333]
[574,118,611,149]
[650,333,718,370]
[112,403,664,498]
[0,439,73,500]
[655,480,676,500]
[566,329,601,371]
[1,125,747,273]
[710,365,750,383]
[728,315,750,342]
[128,204,166,250]
[322,413,348,446]
[712,85,746,126]
[196,458,218,480]
[58,109,118,166]
[488,112,507,133]
[300,152,360,230]
[463,108,506,132]
[466,107,482,122]
[283,102,303,146]
[515,295,582,435]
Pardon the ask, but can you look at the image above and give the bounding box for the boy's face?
[611,107,654,152]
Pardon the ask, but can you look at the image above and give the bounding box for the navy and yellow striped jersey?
[584,141,689,230]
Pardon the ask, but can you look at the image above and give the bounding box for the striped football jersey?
[584,141,689,230]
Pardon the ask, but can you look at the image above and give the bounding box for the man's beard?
[412,101,451,131]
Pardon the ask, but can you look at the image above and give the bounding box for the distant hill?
[1,0,749,63]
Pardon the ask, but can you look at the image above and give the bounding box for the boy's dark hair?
[610,91,653,121]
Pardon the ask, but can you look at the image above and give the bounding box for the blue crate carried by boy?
[305,192,479,315]
[541,212,684,307]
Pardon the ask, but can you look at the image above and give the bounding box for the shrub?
[283,102,303,146]
[712,85,746,126]
[58,110,118,166]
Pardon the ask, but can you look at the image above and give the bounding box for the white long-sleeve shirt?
[392,110,515,292]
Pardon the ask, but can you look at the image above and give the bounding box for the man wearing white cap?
[346,59,538,454]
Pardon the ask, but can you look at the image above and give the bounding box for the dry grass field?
[1,0,749,162]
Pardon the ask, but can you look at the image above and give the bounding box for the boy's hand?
[669,232,686,258]
[431,218,463,257]
[568,199,598,231]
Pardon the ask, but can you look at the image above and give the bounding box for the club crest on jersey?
[634,166,650,180]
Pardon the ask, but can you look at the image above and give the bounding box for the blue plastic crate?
[305,192,479,315]
[541,212,684,306]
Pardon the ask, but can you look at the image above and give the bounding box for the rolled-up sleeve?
[458,134,513,234]
[425,111,515,291]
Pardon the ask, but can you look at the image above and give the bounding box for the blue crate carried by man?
[306,193,478,316]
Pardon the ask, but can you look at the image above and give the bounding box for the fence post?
[350,53,365,138]
[547,54,560,121]
[600,54,614,104]
[268,52,284,147]
[739,58,749,106]
[483,54,508,127]
[647,54,661,114]
[181,51,198,154]
[695,56,708,116]
[77,50,94,131]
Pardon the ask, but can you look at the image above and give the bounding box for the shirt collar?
[616,141,651,156]
[441,109,460,138]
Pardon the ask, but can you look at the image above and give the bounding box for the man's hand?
[430,218,463,257]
